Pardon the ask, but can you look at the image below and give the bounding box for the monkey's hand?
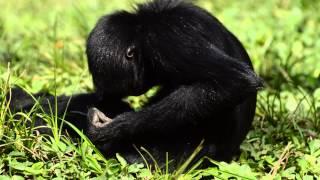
[87,107,112,128]
[86,106,129,144]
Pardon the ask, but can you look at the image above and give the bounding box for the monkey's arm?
[87,82,248,143]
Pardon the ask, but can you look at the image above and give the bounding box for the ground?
[0,0,319,179]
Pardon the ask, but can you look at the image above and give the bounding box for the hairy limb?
[7,87,131,133]
[87,82,246,144]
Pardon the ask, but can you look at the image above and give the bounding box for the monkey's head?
[86,12,151,97]
[86,1,184,97]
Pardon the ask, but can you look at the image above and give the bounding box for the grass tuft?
[0,0,319,179]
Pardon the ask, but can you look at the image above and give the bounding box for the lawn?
[0,0,319,179]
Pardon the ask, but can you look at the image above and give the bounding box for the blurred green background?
[0,0,319,179]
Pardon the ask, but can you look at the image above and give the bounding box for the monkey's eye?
[125,46,136,60]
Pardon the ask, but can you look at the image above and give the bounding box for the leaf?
[308,139,320,155]
[281,167,296,179]
[137,169,153,179]
[127,163,144,174]
[302,175,314,180]
[8,151,26,157]
[9,160,31,171]
[0,175,24,180]
[116,153,127,168]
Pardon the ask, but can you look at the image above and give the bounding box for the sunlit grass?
[0,0,319,179]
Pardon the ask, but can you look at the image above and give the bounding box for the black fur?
[8,0,263,167]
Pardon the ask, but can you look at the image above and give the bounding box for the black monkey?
[8,0,263,167]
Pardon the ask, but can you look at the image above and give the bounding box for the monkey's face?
[86,15,152,97]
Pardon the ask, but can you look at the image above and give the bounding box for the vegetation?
[0,0,319,179]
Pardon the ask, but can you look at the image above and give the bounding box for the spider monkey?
[9,0,263,167]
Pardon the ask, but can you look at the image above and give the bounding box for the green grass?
[0,0,320,179]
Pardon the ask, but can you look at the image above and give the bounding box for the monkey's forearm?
[87,84,220,143]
